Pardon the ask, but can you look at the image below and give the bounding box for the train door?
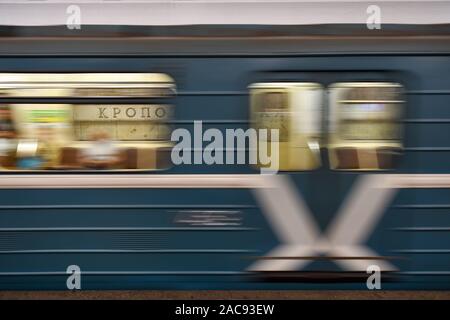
[328,82,404,170]
[249,82,323,171]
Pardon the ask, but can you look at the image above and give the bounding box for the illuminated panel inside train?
[328,82,404,170]
[249,82,322,171]
[0,73,175,171]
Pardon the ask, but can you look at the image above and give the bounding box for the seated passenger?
[16,124,61,170]
[0,106,17,169]
[79,131,123,169]
[36,125,60,169]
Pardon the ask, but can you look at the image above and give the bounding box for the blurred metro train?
[0,3,450,291]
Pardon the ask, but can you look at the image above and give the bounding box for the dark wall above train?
[1,24,450,56]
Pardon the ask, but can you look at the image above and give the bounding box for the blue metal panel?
[0,53,449,289]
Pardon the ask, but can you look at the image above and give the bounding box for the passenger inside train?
[0,73,174,171]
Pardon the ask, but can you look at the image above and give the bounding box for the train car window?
[249,82,323,171]
[0,73,175,171]
[328,82,404,170]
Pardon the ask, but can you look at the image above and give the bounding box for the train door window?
[249,82,323,171]
[0,73,175,171]
[328,82,404,170]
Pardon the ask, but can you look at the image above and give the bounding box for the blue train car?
[0,21,449,291]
